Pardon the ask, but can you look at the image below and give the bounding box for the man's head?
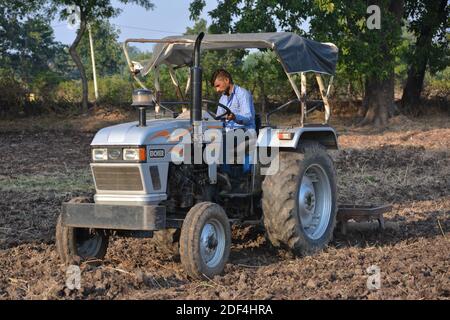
[211,69,233,95]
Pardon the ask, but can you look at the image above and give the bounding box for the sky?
[51,0,218,50]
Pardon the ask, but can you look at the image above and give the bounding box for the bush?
[55,80,83,103]
[424,67,450,98]
[55,76,134,105]
[0,69,27,118]
[95,75,133,105]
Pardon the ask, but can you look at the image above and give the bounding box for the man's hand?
[226,112,236,121]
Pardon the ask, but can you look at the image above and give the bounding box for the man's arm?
[216,96,226,117]
[234,90,254,125]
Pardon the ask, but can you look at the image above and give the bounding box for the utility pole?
[88,23,99,101]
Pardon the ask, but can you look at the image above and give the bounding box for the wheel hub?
[201,223,218,263]
[76,229,103,258]
[299,175,316,225]
[298,164,332,240]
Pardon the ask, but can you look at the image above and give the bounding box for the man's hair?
[210,68,233,86]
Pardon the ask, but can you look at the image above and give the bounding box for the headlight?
[123,147,146,161]
[92,148,107,161]
[108,148,121,160]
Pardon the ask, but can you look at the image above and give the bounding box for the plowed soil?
[0,113,448,300]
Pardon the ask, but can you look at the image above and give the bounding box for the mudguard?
[257,125,338,150]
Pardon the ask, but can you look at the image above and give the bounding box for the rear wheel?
[262,141,337,255]
[179,202,231,279]
[56,197,109,264]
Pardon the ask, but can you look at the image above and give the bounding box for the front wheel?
[55,197,109,264]
[179,202,231,279]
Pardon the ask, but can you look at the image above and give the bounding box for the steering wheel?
[202,99,234,121]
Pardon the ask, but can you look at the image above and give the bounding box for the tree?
[0,0,67,104]
[77,20,123,79]
[243,51,289,114]
[308,0,404,126]
[0,1,61,79]
[51,0,154,112]
[189,0,313,110]
[190,0,405,126]
[183,18,247,100]
[401,0,449,115]
[190,0,310,34]
[185,18,208,35]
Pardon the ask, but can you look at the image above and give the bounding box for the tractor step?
[336,204,392,235]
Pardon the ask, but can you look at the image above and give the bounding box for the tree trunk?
[360,0,403,126]
[401,56,428,115]
[69,17,88,112]
[360,76,391,126]
[401,0,447,115]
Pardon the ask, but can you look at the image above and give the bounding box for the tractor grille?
[92,166,143,191]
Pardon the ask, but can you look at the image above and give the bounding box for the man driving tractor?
[211,68,256,130]
[56,32,340,280]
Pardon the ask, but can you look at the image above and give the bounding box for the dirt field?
[0,111,448,300]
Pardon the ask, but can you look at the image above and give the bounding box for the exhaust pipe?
[190,32,205,124]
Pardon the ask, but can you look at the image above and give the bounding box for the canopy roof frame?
[122,33,337,125]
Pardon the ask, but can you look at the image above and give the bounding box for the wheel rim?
[200,219,226,268]
[75,229,104,258]
[298,164,332,240]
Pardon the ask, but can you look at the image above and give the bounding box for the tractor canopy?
[140,32,338,76]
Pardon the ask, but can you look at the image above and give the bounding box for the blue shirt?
[217,84,255,130]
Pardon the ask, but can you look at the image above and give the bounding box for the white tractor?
[56,32,339,279]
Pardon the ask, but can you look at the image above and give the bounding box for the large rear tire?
[56,197,109,264]
[179,202,231,279]
[262,141,337,255]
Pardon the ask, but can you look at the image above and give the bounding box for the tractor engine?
[164,164,211,212]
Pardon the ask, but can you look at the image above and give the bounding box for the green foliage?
[55,80,83,103]
[395,27,415,81]
[185,18,208,35]
[56,75,134,105]
[189,0,411,101]
[404,0,449,74]
[242,51,292,103]
[54,0,154,22]
[1,0,448,119]
[0,1,66,83]
[0,0,75,116]
[94,75,133,105]
[49,0,155,111]
[424,67,450,97]
[0,69,27,117]
[189,0,206,21]
[181,18,294,104]
[202,0,311,34]
[77,20,124,78]
[310,0,404,80]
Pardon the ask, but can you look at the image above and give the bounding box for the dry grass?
[0,107,136,133]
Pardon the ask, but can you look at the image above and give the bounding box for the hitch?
[337,204,393,235]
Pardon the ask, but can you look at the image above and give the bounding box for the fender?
[257,125,338,150]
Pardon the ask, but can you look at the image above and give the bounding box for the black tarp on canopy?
[141,32,339,76]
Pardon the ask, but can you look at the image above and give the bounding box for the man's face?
[213,77,231,95]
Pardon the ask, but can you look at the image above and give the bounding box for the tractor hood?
[91,118,192,146]
[91,110,221,146]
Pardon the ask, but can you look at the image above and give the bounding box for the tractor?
[56,32,339,279]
